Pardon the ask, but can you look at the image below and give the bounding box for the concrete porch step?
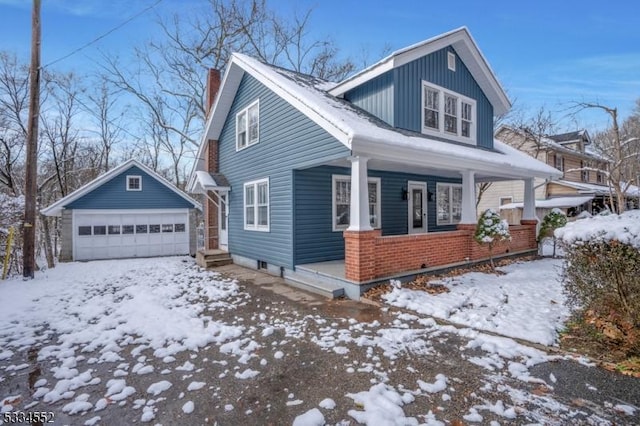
[196,249,233,269]
[284,276,345,299]
[204,257,234,268]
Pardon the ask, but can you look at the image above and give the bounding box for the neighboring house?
[42,159,201,262]
[480,126,639,223]
[188,27,561,299]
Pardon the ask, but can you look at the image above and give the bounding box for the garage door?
[73,210,189,260]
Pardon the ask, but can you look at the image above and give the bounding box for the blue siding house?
[42,159,201,262]
[188,27,561,299]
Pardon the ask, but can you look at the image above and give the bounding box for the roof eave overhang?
[188,53,355,189]
[352,136,562,181]
[42,159,201,216]
[329,27,511,116]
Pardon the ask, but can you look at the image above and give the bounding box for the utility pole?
[23,0,41,279]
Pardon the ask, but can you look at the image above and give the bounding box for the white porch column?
[347,156,373,231]
[523,178,537,221]
[460,170,477,224]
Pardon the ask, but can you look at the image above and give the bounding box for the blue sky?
[0,0,639,131]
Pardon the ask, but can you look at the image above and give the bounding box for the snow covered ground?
[0,256,637,425]
[383,258,568,345]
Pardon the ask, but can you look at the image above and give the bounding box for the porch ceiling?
[322,157,538,182]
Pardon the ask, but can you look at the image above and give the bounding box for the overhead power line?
[42,0,163,69]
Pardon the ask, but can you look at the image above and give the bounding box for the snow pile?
[346,383,421,425]
[383,258,567,345]
[555,209,640,249]
[417,374,447,393]
[293,408,325,426]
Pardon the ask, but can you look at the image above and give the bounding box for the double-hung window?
[423,88,439,130]
[554,154,564,172]
[444,94,457,134]
[421,81,476,144]
[332,175,381,231]
[236,100,260,150]
[461,102,473,138]
[436,183,462,225]
[244,178,269,231]
[581,161,589,182]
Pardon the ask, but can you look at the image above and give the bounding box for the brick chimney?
[206,68,221,116]
[204,68,221,251]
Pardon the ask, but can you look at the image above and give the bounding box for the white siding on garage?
[72,209,189,261]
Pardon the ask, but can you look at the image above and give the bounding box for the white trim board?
[42,159,201,217]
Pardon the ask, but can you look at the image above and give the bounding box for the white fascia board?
[42,159,201,217]
[73,208,190,215]
[352,138,561,181]
[231,53,352,148]
[329,26,467,97]
[451,30,511,116]
[328,59,395,98]
[41,159,139,216]
[329,27,511,116]
[130,161,202,210]
[188,61,245,188]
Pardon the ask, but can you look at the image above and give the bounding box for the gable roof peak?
[42,159,200,216]
[328,27,511,116]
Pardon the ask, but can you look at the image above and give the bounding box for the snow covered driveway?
[0,257,244,361]
[1,257,637,425]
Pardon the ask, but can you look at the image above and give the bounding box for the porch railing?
[344,221,537,282]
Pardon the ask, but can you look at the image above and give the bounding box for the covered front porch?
[291,148,548,296]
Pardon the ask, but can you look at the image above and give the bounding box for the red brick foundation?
[344,222,538,283]
[344,230,381,282]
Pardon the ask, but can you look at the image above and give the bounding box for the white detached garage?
[42,160,201,262]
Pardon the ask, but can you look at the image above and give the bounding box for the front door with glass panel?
[219,193,228,250]
[408,181,427,234]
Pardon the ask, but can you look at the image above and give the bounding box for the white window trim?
[436,182,463,226]
[499,196,513,209]
[331,174,381,232]
[243,177,269,232]
[421,81,477,145]
[126,175,142,191]
[447,51,456,72]
[555,154,564,171]
[236,99,260,151]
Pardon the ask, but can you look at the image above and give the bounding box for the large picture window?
[437,183,463,225]
[244,178,269,231]
[422,81,476,144]
[332,175,381,231]
[236,100,260,150]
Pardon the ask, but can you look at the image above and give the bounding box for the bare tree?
[578,101,640,213]
[101,0,354,186]
[500,106,558,158]
[0,52,29,195]
[0,116,24,195]
[85,76,124,173]
[476,104,556,208]
[40,71,83,198]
